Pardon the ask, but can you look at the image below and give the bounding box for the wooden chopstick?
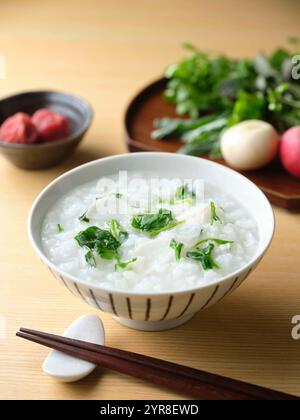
[18,327,295,401]
[17,328,299,400]
[19,328,250,391]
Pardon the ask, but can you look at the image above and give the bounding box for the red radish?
[32,108,69,142]
[0,112,39,144]
[280,126,300,178]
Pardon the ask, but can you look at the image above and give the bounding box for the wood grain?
[0,0,300,400]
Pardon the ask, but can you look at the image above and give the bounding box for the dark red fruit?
[0,112,39,145]
[32,108,69,142]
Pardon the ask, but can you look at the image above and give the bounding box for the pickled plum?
[0,112,39,144]
[32,109,69,142]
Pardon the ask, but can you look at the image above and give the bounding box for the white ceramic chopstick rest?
[42,314,105,383]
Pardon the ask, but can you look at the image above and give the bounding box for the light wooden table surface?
[1,0,300,400]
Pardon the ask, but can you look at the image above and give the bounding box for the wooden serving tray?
[125,78,300,210]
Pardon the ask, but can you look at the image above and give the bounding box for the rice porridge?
[41,172,258,292]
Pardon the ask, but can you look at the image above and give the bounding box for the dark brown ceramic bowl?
[0,91,93,169]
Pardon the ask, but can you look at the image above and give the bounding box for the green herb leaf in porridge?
[107,219,128,242]
[114,192,123,199]
[149,220,184,238]
[170,239,184,261]
[131,208,184,237]
[187,243,220,270]
[175,184,196,201]
[78,211,90,223]
[74,226,120,260]
[85,250,96,267]
[160,184,196,205]
[57,223,64,233]
[193,237,233,248]
[115,257,137,270]
[131,208,173,231]
[210,201,222,225]
[75,226,134,270]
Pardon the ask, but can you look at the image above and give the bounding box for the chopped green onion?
[170,239,184,261]
[210,201,222,225]
[57,224,64,233]
[78,211,90,223]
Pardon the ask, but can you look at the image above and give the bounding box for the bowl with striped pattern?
[28,153,274,331]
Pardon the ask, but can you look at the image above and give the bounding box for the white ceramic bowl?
[28,153,275,331]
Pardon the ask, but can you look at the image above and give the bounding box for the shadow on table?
[45,143,127,176]
[58,366,107,398]
[60,146,106,170]
[173,292,299,383]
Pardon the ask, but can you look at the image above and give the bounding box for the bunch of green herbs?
[151,39,300,156]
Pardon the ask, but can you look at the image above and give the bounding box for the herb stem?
[193,237,233,248]
[210,201,222,225]
[57,224,64,233]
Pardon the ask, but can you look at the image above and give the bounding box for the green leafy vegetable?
[187,235,234,270]
[228,91,265,126]
[163,46,242,117]
[131,208,173,231]
[78,211,90,223]
[85,250,96,267]
[178,130,222,157]
[107,219,128,242]
[75,226,120,260]
[57,224,64,233]
[267,83,289,112]
[131,208,184,237]
[181,115,228,143]
[174,184,196,201]
[170,239,184,262]
[75,225,136,270]
[151,40,300,156]
[160,184,196,205]
[149,220,184,238]
[187,243,219,270]
[151,114,219,140]
[269,48,290,72]
[210,202,222,225]
[115,193,123,199]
